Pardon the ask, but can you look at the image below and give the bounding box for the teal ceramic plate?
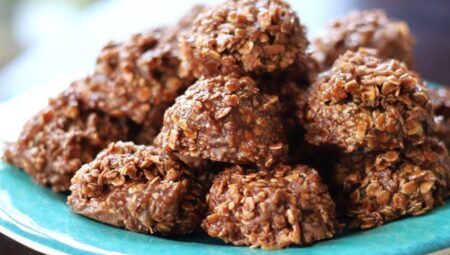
[1,82,450,255]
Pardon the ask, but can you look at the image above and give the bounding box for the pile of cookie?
[3,0,450,250]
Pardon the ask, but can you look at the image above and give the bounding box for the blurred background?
[1,0,450,102]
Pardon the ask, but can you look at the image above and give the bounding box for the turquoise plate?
[1,81,450,255]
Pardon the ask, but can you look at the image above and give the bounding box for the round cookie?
[158,75,287,168]
[202,164,341,249]
[68,141,206,235]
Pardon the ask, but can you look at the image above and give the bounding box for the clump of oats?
[202,164,341,249]
[312,9,414,70]
[333,137,450,229]
[2,89,130,192]
[179,0,308,77]
[158,74,287,168]
[73,6,207,129]
[298,48,433,152]
[68,141,206,235]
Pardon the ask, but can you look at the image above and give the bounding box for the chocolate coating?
[299,48,433,152]
[312,9,414,70]
[72,6,206,128]
[3,89,130,192]
[333,138,450,229]
[158,75,287,168]
[179,0,308,77]
[68,141,206,235]
[202,164,341,249]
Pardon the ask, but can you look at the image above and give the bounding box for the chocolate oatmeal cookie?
[68,141,206,235]
[2,89,130,192]
[312,9,414,70]
[179,0,308,78]
[158,75,287,168]
[298,48,433,152]
[333,138,450,229]
[72,6,205,128]
[202,164,341,249]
